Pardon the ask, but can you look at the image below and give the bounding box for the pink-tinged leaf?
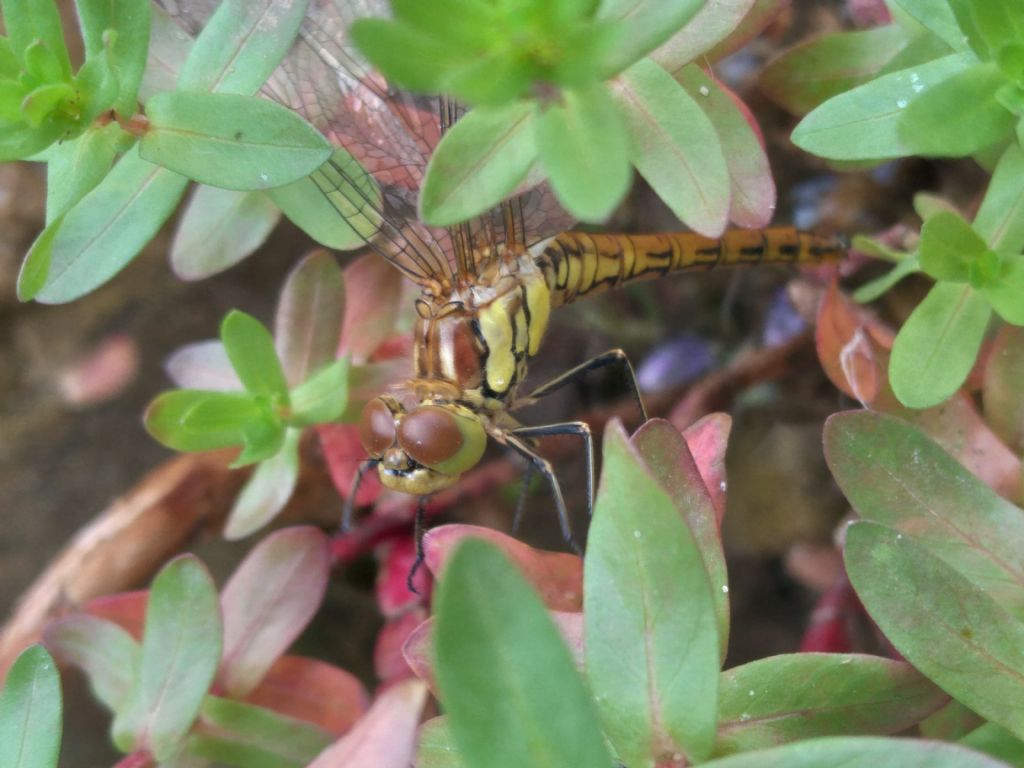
[984,325,1024,455]
[417,716,464,768]
[84,591,148,640]
[245,655,368,736]
[424,525,583,612]
[318,424,383,504]
[703,0,788,62]
[339,253,405,363]
[218,527,330,698]
[827,412,1024,621]
[44,614,140,712]
[403,611,585,700]
[165,340,240,391]
[585,422,719,765]
[632,419,729,660]
[375,608,428,685]
[815,281,893,400]
[275,250,345,387]
[112,556,222,761]
[376,537,431,617]
[58,333,140,407]
[679,69,776,228]
[652,0,757,73]
[682,413,732,523]
[799,579,859,653]
[307,679,427,768]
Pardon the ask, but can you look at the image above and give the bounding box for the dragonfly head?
[358,395,488,496]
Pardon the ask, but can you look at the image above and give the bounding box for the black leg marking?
[341,459,379,532]
[527,349,647,422]
[504,432,583,556]
[407,496,428,594]
[511,422,594,520]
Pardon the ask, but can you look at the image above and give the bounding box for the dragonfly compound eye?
[359,397,398,458]
[397,405,487,475]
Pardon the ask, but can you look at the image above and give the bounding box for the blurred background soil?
[0,1,985,765]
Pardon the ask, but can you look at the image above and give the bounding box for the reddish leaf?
[58,333,140,407]
[682,412,732,523]
[84,591,148,640]
[704,0,787,62]
[275,249,345,387]
[165,340,240,390]
[245,655,368,736]
[799,579,860,653]
[984,325,1024,454]
[318,424,383,504]
[219,527,331,698]
[815,281,893,400]
[376,537,431,617]
[403,610,584,700]
[307,679,427,767]
[424,525,583,611]
[652,0,757,72]
[375,608,428,685]
[339,253,405,363]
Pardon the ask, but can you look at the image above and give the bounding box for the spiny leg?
[503,432,583,555]
[525,348,648,422]
[511,421,594,519]
[341,458,379,532]
[407,495,428,594]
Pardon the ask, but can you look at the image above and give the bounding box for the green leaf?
[888,0,967,51]
[761,25,910,115]
[0,645,61,768]
[274,250,345,387]
[585,421,719,765]
[187,696,332,768]
[700,736,1008,767]
[597,0,703,75]
[846,522,1024,741]
[417,717,466,768]
[75,0,151,115]
[220,310,289,401]
[30,147,188,304]
[269,149,380,250]
[0,115,65,162]
[112,556,222,761]
[141,91,332,190]
[44,615,138,713]
[350,19,467,97]
[983,255,1024,324]
[983,325,1024,453]
[288,359,349,427]
[631,419,729,659]
[178,0,309,95]
[919,211,987,281]
[535,83,630,222]
[949,0,1024,64]
[44,122,128,223]
[899,62,1015,156]
[1,0,71,78]
[889,282,992,408]
[145,389,260,452]
[15,211,64,302]
[677,65,774,228]
[852,256,922,303]
[233,416,286,467]
[434,539,613,768]
[714,654,946,756]
[420,101,536,227]
[140,5,194,101]
[170,185,280,280]
[791,53,974,160]
[616,59,728,236]
[825,409,1024,623]
[19,81,73,125]
[72,38,120,125]
[961,723,1024,766]
[974,143,1024,254]
[223,427,301,540]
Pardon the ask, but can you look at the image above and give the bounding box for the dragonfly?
[161,0,844,552]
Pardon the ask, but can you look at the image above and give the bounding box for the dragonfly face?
[358,394,488,496]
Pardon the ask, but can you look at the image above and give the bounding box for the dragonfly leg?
[511,422,594,519]
[407,495,428,595]
[511,461,536,533]
[503,431,583,555]
[526,348,647,422]
[341,458,379,532]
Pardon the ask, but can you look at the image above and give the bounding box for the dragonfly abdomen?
[536,228,844,307]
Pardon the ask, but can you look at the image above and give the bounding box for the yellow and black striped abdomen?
[535,228,844,307]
